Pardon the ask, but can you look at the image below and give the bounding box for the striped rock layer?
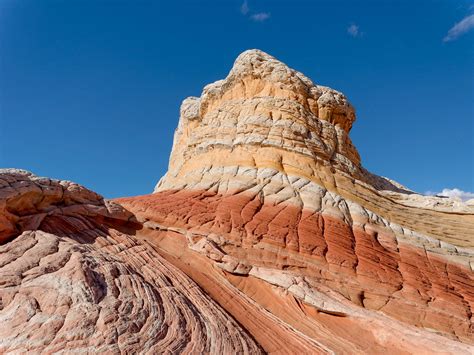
[0,169,263,354]
[119,50,474,353]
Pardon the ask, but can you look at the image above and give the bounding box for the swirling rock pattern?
[120,50,474,353]
[3,50,474,354]
[0,169,263,354]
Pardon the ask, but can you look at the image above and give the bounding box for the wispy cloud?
[347,23,362,38]
[426,188,474,202]
[240,1,270,22]
[443,14,474,42]
[250,12,270,22]
[240,0,249,15]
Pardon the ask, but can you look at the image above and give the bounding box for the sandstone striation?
[0,169,263,353]
[2,49,473,354]
[119,50,474,353]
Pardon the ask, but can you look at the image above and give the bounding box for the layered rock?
[0,169,263,353]
[119,50,474,353]
[2,49,473,354]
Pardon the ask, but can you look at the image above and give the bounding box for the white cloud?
[250,12,270,22]
[240,0,249,15]
[443,14,474,42]
[426,188,474,202]
[240,1,270,22]
[347,23,361,37]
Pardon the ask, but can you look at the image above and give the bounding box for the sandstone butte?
[1,50,473,354]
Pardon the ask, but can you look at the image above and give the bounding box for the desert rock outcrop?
[0,169,263,353]
[119,50,474,353]
[2,49,473,354]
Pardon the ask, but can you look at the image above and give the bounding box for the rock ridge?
[0,169,263,353]
[121,49,474,352]
[1,49,473,354]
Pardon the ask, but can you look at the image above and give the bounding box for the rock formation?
[1,50,473,354]
[119,50,474,353]
[0,169,262,353]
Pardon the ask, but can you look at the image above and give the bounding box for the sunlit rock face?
[2,50,473,354]
[120,50,474,353]
[0,169,262,354]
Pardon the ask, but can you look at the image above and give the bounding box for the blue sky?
[1,0,473,198]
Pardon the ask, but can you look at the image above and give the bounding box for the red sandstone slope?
[118,189,473,353]
[117,50,474,353]
[0,169,264,353]
[1,49,473,354]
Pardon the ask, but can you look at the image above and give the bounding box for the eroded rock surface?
[119,50,474,353]
[2,50,473,354]
[0,169,263,354]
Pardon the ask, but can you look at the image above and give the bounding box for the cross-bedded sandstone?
[0,169,263,354]
[2,49,473,354]
[120,49,474,353]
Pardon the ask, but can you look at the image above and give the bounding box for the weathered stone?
[120,49,474,352]
[0,170,263,354]
[2,49,473,354]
